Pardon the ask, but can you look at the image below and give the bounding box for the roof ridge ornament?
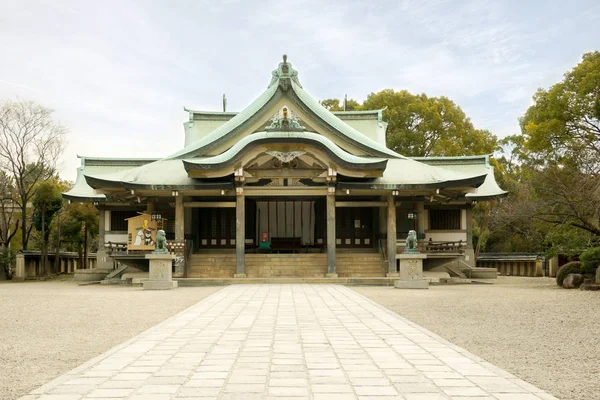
[265,107,305,131]
[268,54,302,90]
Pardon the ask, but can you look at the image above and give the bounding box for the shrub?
[580,247,600,275]
[556,261,583,287]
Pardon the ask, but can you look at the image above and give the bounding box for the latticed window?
[110,211,138,231]
[429,209,461,230]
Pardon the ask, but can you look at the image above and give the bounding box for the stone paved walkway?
[21,285,558,400]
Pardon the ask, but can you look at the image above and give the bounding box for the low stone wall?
[14,251,97,280]
[477,253,545,277]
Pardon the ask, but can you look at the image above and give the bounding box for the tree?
[514,52,600,246]
[0,100,66,250]
[521,51,600,167]
[0,171,20,249]
[362,90,497,157]
[59,202,98,269]
[32,180,63,275]
[322,90,498,156]
[320,98,362,111]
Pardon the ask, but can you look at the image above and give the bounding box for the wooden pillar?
[235,188,246,277]
[326,188,337,276]
[387,193,397,275]
[175,196,185,241]
[96,208,112,270]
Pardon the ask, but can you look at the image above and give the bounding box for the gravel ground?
[354,276,600,400]
[0,279,221,400]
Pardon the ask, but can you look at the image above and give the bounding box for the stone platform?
[21,284,557,400]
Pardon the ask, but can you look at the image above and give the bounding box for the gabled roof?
[63,57,507,202]
[168,56,401,160]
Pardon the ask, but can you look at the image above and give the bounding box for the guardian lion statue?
[153,229,169,254]
[404,230,419,254]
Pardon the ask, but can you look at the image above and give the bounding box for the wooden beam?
[387,193,397,275]
[235,192,245,277]
[335,201,387,207]
[183,202,235,208]
[175,196,184,241]
[326,190,337,276]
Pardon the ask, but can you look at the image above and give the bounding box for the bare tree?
[0,171,20,248]
[0,100,66,250]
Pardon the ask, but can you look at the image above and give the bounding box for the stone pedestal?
[395,253,428,289]
[143,254,178,290]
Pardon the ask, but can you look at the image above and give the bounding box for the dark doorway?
[336,207,374,248]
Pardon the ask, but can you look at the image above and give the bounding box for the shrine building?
[64,56,506,281]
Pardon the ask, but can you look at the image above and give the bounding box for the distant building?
[64,56,506,278]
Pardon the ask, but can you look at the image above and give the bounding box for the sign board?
[126,213,157,251]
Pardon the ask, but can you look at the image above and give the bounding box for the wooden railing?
[421,240,466,253]
[105,241,127,255]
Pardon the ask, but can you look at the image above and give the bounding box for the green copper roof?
[64,157,158,201]
[410,155,507,198]
[337,158,488,190]
[167,57,401,160]
[83,159,232,191]
[168,83,280,159]
[63,57,506,202]
[183,131,387,170]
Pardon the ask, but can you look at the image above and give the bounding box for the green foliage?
[32,180,63,239]
[321,90,497,157]
[320,98,361,111]
[579,247,600,275]
[58,202,98,251]
[556,261,583,287]
[521,51,600,164]
[362,90,497,157]
[484,52,600,256]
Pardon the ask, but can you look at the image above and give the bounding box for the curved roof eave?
[62,193,107,202]
[290,81,401,159]
[337,174,488,190]
[84,175,234,191]
[183,131,388,172]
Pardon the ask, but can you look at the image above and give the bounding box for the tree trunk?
[21,202,28,250]
[77,241,83,271]
[83,223,88,269]
[42,206,47,276]
[53,211,61,274]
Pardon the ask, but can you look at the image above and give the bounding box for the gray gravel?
[353,276,600,400]
[0,279,221,400]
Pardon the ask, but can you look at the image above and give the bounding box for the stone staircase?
[336,253,385,277]
[187,252,385,278]
[245,254,327,277]
[188,253,236,278]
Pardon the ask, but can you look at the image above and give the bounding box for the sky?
[1,0,599,181]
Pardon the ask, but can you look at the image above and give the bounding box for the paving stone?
[21,285,551,400]
[85,388,134,398]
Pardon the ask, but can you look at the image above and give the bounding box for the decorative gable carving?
[264,106,305,132]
